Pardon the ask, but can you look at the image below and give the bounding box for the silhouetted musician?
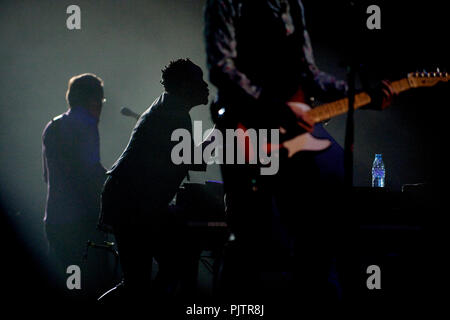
[99,59,210,302]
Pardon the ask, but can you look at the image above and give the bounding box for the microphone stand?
[341,2,374,302]
[344,1,357,190]
[344,63,371,188]
[344,1,369,190]
[344,64,356,189]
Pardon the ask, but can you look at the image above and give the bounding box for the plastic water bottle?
[371,154,385,188]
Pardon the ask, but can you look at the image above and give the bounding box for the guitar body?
[281,102,331,157]
[236,98,332,160]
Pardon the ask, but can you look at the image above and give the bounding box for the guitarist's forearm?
[302,30,348,101]
[311,70,348,101]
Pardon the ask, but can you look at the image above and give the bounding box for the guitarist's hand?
[380,80,396,110]
[368,80,397,110]
[286,101,314,133]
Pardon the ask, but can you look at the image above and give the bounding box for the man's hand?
[380,80,396,110]
[369,80,397,110]
[286,101,314,133]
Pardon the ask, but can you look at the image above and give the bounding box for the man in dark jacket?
[100,59,209,302]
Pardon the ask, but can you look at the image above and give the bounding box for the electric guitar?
[236,71,449,159]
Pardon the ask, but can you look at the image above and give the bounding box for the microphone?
[85,240,119,258]
[120,107,140,120]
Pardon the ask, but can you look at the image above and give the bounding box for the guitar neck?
[307,78,411,123]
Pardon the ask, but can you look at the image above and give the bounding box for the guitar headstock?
[407,70,449,88]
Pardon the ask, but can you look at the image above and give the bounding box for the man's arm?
[295,0,348,101]
[41,120,62,184]
[297,1,395,108]
[302,30,348,100]
[303,28,395,109]
[205,0,313,131]
[205,0,262,102]
[188,125,217,172]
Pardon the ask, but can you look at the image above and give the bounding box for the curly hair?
[160,58,198,93]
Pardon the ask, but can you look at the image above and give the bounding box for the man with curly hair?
[99,58,209,302]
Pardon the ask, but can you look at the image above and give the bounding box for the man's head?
[161,58,209,107]
[66,73,104,112]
